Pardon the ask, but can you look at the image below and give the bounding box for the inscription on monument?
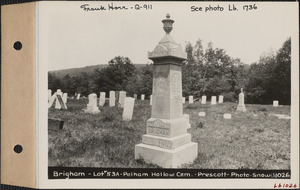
[147,127,170,137]
[159,140,173,149]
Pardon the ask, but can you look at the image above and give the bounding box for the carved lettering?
[147,127,170,137]
[159,140,173,149]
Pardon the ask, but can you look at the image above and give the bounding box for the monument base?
[135,142,198,168]
[237,104,246,112]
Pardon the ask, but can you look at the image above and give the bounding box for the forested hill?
[49,63,147,78]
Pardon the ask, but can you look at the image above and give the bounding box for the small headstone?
[198,112,206,117]
[141,94,145,100]
[48,89,52,101]
[134,94,137,100]
[183,114,191,129]
[218,95,223,104]
[109,91,115,107]
[122,97,135,121]
[223,113,231,119]
[201,96,206,104]
[48,118,64,131]
[48,93,57,108]
[118,91,126,108]
[76,93,81,100]
[237,88,246,112]
[85,93,100,113]
[62,93,68,104]
[273,100,279,107]
[55,94,67,110]
[182,97,185,104]
[55,89,63,109]
[189,96,193,104]
[99,92,106,107]
[211,96,217,105]
[150,95,152,105]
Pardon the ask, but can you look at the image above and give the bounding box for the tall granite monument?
[135,14,198,168]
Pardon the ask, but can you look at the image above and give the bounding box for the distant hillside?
[49,63,148,78]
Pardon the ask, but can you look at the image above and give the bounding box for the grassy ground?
[48,99,290,169]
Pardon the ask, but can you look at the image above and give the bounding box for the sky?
[39,2,298,71]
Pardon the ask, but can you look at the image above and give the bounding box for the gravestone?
[48,92,57,108]
[84,93,100,113]
[201,96,206,104]
[135,14,198,168]
[99,92,106,107]
[122,97,135,121]
[48,89,52,101]
[62,93,68,104]
[109,91,115,107]
[76,93,81,100]
[189,96,193,104]
[118,91,126,108]
[141,94,145,100]
[223,113,231,119]
[182,97,185,104]
[55,94,67,110]
[134,94,137,100]
[150,95,153,105]
[273,100,279,107]
[236,88,246,112]
[211,96,217,105]
[183,114,191,129]
[55,89,63,109]
[218,95,223,104]
[198,112,206,117]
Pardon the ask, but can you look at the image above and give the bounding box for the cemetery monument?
[135,14,198,168]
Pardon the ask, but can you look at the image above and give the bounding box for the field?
[48,99,290,169]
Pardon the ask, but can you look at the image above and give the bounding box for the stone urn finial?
[162,14,174,34]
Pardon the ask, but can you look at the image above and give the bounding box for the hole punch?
[13,41,22,50]
[14,144,23,154]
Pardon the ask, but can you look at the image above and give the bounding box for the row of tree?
[48,38,291,105]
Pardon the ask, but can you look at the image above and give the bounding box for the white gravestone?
[141,94,145,100]
[76,93,81,100]
[273,100,279,107]
[150,95,152,105]
[55,94,67,110]
[189,96,193,104]
[183,114,191,129]
[84,93,100,113]
[201,96,206,104]
[218,95,223,104]
[237,88,246,112]
[182,97,185,104]
[211,96,217,105]
[122,97,135,121]
[48,92,57,108]
[118,91,126,108]
[62,93,68,104]
[99,92,106,107]
[109,91,115,107]
[223,113,231,119]
[48,89,52,101]
[198,112,206,117]
[134,94,137,100]
[55,89,63,109]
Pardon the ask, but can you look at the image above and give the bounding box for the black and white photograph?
[41,1,299,188]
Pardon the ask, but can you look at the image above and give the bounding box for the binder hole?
[14,145,23,154]
[13,41,22,50]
